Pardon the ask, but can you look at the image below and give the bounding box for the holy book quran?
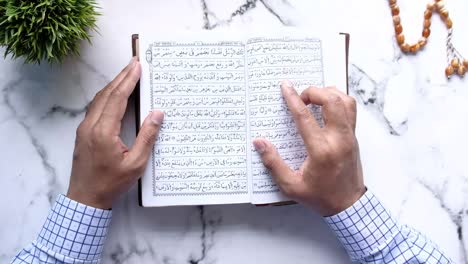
[132,30,349,207]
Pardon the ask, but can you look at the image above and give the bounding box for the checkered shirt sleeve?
[324,190,453,263]
[12,194,112,264]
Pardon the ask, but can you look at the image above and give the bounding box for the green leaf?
[46,43,53,58]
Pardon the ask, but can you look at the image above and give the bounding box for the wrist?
[320,186,367,217]
[66,189,113,209]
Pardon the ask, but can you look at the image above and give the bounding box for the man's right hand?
[253,81,365,216]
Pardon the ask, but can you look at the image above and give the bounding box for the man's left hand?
[67,57,164,209]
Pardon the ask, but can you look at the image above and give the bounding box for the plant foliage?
[0,0,100,64]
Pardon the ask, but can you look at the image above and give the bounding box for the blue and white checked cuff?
[324,190,399,261]
[34,194,112,262]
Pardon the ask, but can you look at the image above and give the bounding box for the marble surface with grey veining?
[1,0,468,263]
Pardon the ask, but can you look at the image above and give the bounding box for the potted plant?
[0,0,100,64]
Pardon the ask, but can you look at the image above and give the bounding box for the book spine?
[132,34,143,207]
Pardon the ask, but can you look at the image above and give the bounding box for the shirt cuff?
[323,190,399,261]
[35,194,112,262]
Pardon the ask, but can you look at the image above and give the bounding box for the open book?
[132,31,349,207]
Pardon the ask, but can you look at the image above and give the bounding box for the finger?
[280,80,321,148]
[86,57,139,125]
[253,138,296,192]
[98,60,141,135]
[300,87,349,131]
[343,95,357,132]
[349,101,357,132]
[125,110,164,171]
[322,87,357,131]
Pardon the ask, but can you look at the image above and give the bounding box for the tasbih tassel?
[445,29,467,77]
[389,0,467,78]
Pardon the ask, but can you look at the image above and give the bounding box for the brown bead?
[424,10,433,19]
[423,28,431,38]
[409,44,420,53]
[397,34,405,45]
[392,6,400,15]
[395,24,403,34]
[439,8,449,18]
[464,60,468,68]
[446,18,453,28]
[451,58,460,69]
[401,43,410,52]
[427,2,435,10]
[418,37,427,47]
[424,19,431,28]
[445,65,454,78]
[458,66,466,76]
[389,0,397,5]
[436,1,445,10]
[393,15,401,25]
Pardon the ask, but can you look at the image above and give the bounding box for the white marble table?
[1,0,467,263]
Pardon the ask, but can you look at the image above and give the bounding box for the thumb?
[253,138,294,187]
[127,110,164,164]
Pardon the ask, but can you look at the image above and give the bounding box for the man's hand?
[67,58,164,209]
[253,81,365,216]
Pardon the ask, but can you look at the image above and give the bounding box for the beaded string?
[389,0,467,78]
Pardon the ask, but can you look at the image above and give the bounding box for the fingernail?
[150,111,164,125]
[253,140,266,154]
[280,80,294,93]
[129,57,137,67]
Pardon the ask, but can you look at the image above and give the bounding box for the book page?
[246,35,347,204]
[139,36,250,206]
